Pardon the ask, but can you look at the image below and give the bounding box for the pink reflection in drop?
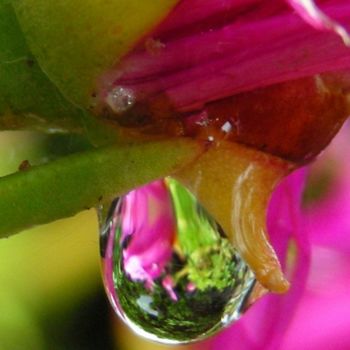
[121,180,176,287]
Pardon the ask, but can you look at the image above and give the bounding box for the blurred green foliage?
[0,131,114,350]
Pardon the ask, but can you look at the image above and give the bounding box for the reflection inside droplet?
[100,178,256,344]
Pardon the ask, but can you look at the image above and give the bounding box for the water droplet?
[221,121,233,133]
[106,86,135,114]
[100,178,256,344]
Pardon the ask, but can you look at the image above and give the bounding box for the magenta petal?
[287,0,350,44]
[283,246,350,349]
[305,123,350,253]
[108,1,350,112]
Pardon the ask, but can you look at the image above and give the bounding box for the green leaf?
[0,138,203,238]
[0,3,82,131]
[0,3,117,144]
[12,0,178,108]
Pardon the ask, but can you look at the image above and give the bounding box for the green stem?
[0,138,203,238]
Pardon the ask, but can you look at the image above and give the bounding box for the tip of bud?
[258,267,290,294]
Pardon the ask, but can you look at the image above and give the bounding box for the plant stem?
[0,138,203,238]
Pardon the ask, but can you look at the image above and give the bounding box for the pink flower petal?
[283,247,350,350]
[305,123,350,253]
[287,0,350,45]
[105,1,350,112]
